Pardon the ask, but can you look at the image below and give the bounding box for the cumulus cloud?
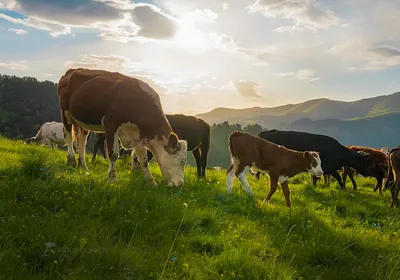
[0,61,28,71]
[1,1,179,41]
[130,4,178,39]
[247,0,340,32]
[222,3,229,11]
[8,28,27,35]
[325,39,400,71]
[278,69,320,82]
[232,80,262,98]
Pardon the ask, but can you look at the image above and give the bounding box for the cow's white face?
[305,151,323,177]
[159,140,188,187]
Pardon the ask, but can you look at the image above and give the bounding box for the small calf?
[226,131,323,208]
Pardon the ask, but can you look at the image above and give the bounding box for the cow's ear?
[167,132,179,153]
[379,163,388,171]
[303,151,310,159]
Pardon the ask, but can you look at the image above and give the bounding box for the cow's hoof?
[67,156,76,168]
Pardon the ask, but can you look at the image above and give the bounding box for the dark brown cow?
[226,131,323,208]
[382,147,400,208]
[132,114,210,178]
[311,146,388,194]
[57,68,188,187]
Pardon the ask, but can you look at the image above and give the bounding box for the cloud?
[215,34,276,62]
[222,3,229,11]
[7,28,27,35]
[232,80,262,98]
[247,0,340,32]
[0,61,28,71]
[277,68,320,82]
[0,13,71,36]
[325,39,400,71]
[9,0,126,25]
[1,1,179,41]
[130,3,179,39]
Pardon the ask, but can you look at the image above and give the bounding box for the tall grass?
[0,136,400,280]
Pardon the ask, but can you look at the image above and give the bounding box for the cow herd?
[23,68,400,209]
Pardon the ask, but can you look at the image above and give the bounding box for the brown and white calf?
[226,131,323,208]
[57,68,188,187]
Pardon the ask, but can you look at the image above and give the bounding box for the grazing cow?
[256,130,369,189]
[311,146,389,194]
[91,132,131,162]
[25,121,77,150]
[132,114,210,178]
[341,146,388,195]
[226,131,323,208]
[382,147,400,207]
[57,68,188,187]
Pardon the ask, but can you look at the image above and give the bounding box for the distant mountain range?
[196,92,400,129]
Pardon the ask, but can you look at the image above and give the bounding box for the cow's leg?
[312,174,319,186]
[236,165,253,196]
[199,142,209,178]
[264,176,278,204]
[280,181,292,208]
[349,172,357,190]
[131,151,141,171]
[332,171,345,189]
[92,139,99,162]
[192,148,202,177]
[99,140,107,159]
[133,146,156,185]
[105,129,119,182]
[226,164,236,193]
[325,174,331,186]
[374,178,383,195]
[342,167,350,189]
[76,127,89,170]
[64,124,76,167]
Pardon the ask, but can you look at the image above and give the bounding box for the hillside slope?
[196,92,400,127]
[1,137,400,279]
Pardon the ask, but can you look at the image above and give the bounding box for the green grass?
[1,136,400,280]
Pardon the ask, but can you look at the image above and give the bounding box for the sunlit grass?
[0,136,400,279]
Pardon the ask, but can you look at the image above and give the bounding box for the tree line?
[0,74,264,167]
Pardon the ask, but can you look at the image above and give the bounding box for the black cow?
[132,114,211,178]
[256,129,370,189]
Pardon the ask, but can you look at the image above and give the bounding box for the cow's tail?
[228,131,245,162]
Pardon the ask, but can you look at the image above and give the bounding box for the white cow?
[25,121,76,149]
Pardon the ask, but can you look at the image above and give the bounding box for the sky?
[0,0,399,115]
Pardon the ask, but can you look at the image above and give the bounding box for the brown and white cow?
[226,131,323,208]
[57,68,188,187]
[382,147,400,208]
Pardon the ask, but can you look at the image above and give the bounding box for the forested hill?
[196,92,400,128]
[0,75,60,139]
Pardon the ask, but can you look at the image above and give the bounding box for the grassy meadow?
[1,136,400,280]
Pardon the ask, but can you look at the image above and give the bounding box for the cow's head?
[24,137,36,144]
[156,132,188,187]
[304,151,323,177]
